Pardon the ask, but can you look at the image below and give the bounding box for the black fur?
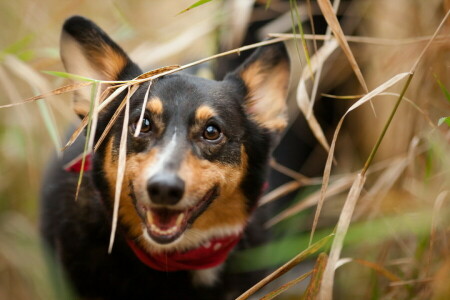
[41,16,290,300]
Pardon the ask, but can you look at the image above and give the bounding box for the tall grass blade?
[434,75,450,103]
[108,86,132,253]
[75,82,98,201]
[308,0,340,118]
[94,85,138,151]
[43,70,97,82]
[291,0,314,80]
[135,65,180,80]
[36,99,62,154]
[177,0,214,15]
[310,72,410,246]
[266,174,354,227]
[259,181,302,207]
[297,40,338,153]
[134,81,152,137]
[302,253,328,299]
[0,82,93,109]
[261,271,313,300]
[317,0,368,94]
[319,173,366,300]
[352,259,401,282]
[236,234,333,300]
[62,116,88,151]
[87,83,102,152]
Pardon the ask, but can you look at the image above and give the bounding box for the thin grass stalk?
[108,86,131,253]
[94,85,138,151]
[318,10,450,299]
[319,173,366,300]
[291,0,314,80]
[87,83,102,152]
[309,71,410,246]
[306,0,319,55]
[269,33,450,45]
[261,271,313,300]
[75,82,98,200]
[426,191,448,277]
[307,0,340,118]
[236,234,332,300]
[134,81,152,137]
[289,0,305,72]
[303,253,328,299]
[62,115,88,151]
[361,76,413,175]
[317,0,368,93]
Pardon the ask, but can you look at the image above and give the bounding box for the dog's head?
[61,16,290,252]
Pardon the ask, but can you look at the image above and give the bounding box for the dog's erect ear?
[228,43,290,133]
[60,16,142,117]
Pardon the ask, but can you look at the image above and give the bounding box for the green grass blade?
[438,116,450,127]
[75,82,98,200]
[236,235,333,300]
[36,99,62,155]
[292,0,314,80]
[434,75,450,103]
[177,0,213,15]
[43,70,97,82]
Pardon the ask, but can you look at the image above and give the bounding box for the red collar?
[126,235,241,271]
[64,153,243,272]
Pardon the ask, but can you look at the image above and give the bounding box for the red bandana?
[64,153,243,272]
[126,235,241,271]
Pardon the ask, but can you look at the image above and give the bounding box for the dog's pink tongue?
[147,209,184,230]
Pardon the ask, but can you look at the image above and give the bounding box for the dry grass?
[0,0,449,299]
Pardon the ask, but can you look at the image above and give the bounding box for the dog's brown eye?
[131,116,152,135]
[140,117,152,133]
[203,125,221,141]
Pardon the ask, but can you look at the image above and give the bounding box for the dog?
[40,15,290,300]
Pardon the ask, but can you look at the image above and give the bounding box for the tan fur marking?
[103,139,160,239]
[179,146,249,231]
[195,105,216,122]
[90,44,128,81]
[146,97,164,115]
[241,60,289,132]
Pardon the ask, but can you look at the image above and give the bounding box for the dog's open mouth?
[144,186,218,244]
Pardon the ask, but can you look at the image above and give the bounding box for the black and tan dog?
[41,16,290,300]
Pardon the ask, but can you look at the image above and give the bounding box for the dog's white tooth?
[176,213,185,227]
[146,211,153,224]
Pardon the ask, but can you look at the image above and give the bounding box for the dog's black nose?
[147,173,185,205]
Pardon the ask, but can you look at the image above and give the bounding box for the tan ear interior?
[240,56,290,133]
[60,31,129,117]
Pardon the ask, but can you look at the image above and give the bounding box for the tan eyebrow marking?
[146,97,163,115]
[195,105,216,122]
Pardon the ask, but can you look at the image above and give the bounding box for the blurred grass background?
[0,0,449,299]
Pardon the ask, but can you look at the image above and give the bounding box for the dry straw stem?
[260,270,313,300]
[317,0,368,94]
[269,33,450,46]
[265,173,355,228]
[270,158,312,183]
[297,39,339,153]
[427,191,449,276]
[318,9,450,300]
[134,81,153,137]
[309,71,410,246]
[303,253,328,300]
[319,173,366,299]
[75,82,99,201]
[307,0,341,118]
[108,86,134,253]
[236,235,332,300]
